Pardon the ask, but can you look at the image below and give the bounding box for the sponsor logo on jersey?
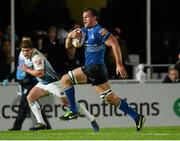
[35,58,42,67]
[99,28,108,36]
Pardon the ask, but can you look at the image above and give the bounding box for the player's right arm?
[65,28,82,49]
[21,64,44,78]
[20,55,44,78]
[65,36,73,49]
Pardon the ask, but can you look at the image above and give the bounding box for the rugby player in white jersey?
[19,39,99,132]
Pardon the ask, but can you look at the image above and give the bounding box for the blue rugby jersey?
[82,24,110,65]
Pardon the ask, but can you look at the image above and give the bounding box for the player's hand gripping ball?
[72,30,85,48]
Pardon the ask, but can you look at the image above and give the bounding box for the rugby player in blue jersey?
[60,8,145,131]
[19,39,99,131]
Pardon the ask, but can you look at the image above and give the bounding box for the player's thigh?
[27,86,49,102]
[93,82,111,94]
[45,81,65,97]
[72,67,87,84]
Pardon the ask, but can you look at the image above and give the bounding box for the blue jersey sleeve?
[98,28,111,43]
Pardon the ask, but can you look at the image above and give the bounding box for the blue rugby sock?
[119,99,139,122]
[64,86,77,114]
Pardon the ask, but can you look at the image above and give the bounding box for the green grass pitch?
[0,126,180,140]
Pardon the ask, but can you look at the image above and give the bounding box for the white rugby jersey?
[20,48,59,84]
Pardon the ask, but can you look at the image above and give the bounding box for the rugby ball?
[72,38,81,48]
[72,31,85,48]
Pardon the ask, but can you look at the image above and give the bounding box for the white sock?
[76,103,95,122]
[29,101,45,125]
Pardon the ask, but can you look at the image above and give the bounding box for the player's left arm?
[105,34,127,78]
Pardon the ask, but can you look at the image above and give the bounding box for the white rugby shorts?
[35,80,65,97]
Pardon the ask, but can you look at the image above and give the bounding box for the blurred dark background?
[1,0,180,80]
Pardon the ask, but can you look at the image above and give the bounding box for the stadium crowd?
[1,4,180,82]
[0,24,130,82]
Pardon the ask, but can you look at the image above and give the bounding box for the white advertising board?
[0,83,179,131]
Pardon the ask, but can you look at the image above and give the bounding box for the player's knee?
[100,89,120,107]
[65,71,78,85]
[61,74,72,87]
[27,94,32,103]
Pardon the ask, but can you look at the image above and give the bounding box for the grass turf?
[0,126,180,140]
